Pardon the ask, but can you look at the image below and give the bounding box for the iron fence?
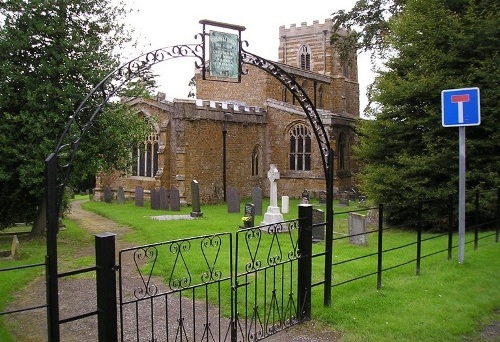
[315,189,499,293]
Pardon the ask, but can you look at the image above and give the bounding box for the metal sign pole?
[441,87,480,264]
[458,127,466,263]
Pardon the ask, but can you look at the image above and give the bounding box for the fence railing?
[0,260,47,316]
[315,188,499,293]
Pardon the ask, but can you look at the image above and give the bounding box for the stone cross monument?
[261,164,284,228]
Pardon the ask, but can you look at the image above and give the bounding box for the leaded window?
[299,45,311,70]
[132,121,159,177]
[289,124,311,171]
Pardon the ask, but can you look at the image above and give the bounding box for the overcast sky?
[124,0,374,114]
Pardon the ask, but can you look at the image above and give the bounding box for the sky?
[123,0,374,115]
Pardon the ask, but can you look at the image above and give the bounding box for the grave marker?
[227,186,240,213]
[243,203,255,228]
[251,187,263,215]
[103,186,112,203]
[348,212,367,246]
[159,187,169,211]
[117,186,125,204]
[150,188,160,210]
[312,208,325,241]
[170,187,181,211]
[135,186,144,207]
[190,180,203,217]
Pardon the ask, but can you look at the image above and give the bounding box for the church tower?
[278,19,359,118]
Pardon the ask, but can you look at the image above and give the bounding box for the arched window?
[132,119,159,177]
[289,123,311,171]
[252,146,260,176]
[338,133,346,170]
[299,45,311,71]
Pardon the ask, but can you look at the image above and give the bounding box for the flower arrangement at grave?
[241,216,252,228]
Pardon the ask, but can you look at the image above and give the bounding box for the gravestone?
[312,208,325,241]
[227,186,240,213]
[318,191,327,204]
[159,187,169,211]
[281,196,289,214]
[348,212,367,245]
[117,186,125,204]
[339,191,349,206]
[11,235,20,259]
[103,186,112,203]
[190,180,203,217]
[261,164,284,227]
[135,186,144,207]
[150,188,160,210]
[251,187,263,215]
[243,203,255,227]
[170,186,181,211]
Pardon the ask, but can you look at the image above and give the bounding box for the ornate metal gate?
[118,212,312,342]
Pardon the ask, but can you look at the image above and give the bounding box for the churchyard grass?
[0,198,497,341]
[81,198,499,341]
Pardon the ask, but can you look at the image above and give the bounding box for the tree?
[0,0,151,232]
[332,0,500,228]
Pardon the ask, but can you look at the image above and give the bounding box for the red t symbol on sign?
[451,94,470,123]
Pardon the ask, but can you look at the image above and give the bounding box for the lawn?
[0,197,498,341]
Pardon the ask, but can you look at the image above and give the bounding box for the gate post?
[298,204,313,320]
[95,233,117,342]
[45,153,60,342]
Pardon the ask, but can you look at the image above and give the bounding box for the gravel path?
[4,200,342,342]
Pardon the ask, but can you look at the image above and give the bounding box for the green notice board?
[209,30,239,80]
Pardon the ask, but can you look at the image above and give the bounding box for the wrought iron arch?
[45,32,335,342]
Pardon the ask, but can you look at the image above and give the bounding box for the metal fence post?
[496,188,499,243]
[95,233,118,342]
[298,204,313,320]
[45,153,60,342]
[474,190,479,250]
[377,204,384,290]
[448,194,454,260]
[416,199,422,276]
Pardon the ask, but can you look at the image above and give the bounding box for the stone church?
[95,19,359,205]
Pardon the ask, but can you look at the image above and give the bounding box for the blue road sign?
[441,87,480,127]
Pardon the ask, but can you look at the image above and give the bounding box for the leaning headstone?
[11,235,20,259]
[190,180,203,217]
[251,187,263,215]
[159,187,169,211]
[312,208,325,241]
[103,186,112,203]
[117,186,125,204]
[170,186,181,211]
[243,203,255,228]
[227,186,240,213]
[150,188,160,210]
[348,212,367,245]
[135,186,144,207]
[281,196,289,214]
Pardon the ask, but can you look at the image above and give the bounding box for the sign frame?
[441,87,480,127]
